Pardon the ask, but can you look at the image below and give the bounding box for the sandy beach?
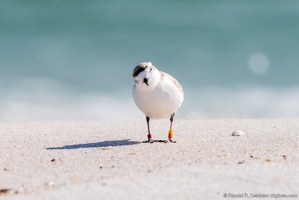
[1,119,298,199]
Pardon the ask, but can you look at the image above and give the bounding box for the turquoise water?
[1,1,299,121]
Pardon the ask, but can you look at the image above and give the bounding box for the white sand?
[1,119,298,199]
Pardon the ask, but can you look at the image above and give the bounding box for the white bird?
[132,62,184,143]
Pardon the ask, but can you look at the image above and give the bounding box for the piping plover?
[132,62,184,143]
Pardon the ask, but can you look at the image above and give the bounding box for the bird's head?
[132,62,160,90]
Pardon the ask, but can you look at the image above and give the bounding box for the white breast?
[132,74,184,119]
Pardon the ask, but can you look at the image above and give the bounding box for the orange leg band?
[168,130,173,139]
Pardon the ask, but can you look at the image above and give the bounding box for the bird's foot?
[142,138,154,143]
[168,138,176,143]
[154,139,168,143]
[142,133,176,143]
[142,139,176,143]
[142,139,169,143]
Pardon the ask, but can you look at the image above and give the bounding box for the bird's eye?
[150,68,152,72]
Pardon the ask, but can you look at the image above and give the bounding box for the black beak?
[143,78,149,86]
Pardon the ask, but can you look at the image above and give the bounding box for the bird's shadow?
[46,139,141,150]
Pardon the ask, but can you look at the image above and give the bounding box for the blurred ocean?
[1,0,299,121]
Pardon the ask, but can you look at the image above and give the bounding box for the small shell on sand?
[45,181,55,188]
[232,130,245,136]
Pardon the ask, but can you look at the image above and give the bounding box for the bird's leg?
[168,113,176,143]
[142,116,154,143]
[142,116,168,143]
